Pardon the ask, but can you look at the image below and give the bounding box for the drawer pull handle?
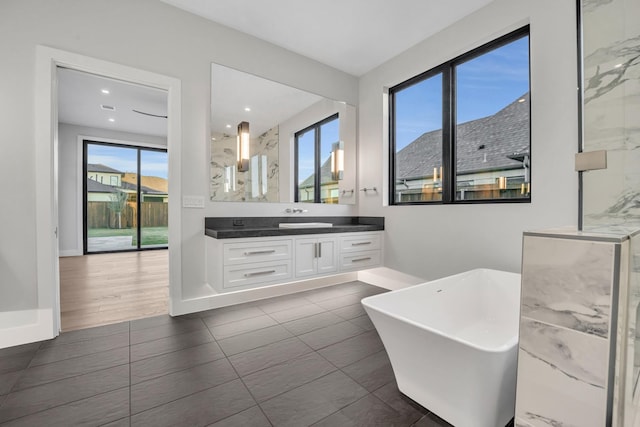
[244,250,277,256]
[351,242,371,246]
[352,257,372,262]
[244,270,276,277]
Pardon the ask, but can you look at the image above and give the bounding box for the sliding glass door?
[84,141,168,253]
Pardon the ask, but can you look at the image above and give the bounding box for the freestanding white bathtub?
[361,268,520,427]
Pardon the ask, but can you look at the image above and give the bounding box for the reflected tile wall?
[210,126,279,202]
[582,0,640,227]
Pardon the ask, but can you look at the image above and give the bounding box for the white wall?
[0,0,357,315]
[57,123,167,256]
[358,0,580,280]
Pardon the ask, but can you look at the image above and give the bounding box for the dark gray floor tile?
[100,417,131,427]
[130,317,205,345]
[318,330,384,368]
[298,321,364,350]
[0,387,129,427]
[130,328,213,362]
[373,382,428,425]
[129,314,176,331]
[349,314,377,331]
[0,353,33,376]
[0,371,21,396]
[0,365,129,423]
[217,325,292,356]
[30,331,129,366]
[257,295,311,314]
[243,352,336,402]
[44,322,129,347]
[314,292,370,311]
[207,405,271,427]
[131,378,255,427]
[281,311,344,336]
[131,342,225,384]
[331,303,367,320]
[412,412,454,427]
[13,346,129,390]
[312,393,411,427]
[228,337,312,377]
[342,350,395,392]
[201,305,266,327]
[208,315,277,340]
[0,343,41,359]
[267,303,326,323]
[260,371,368,427]
[131,358,237,414]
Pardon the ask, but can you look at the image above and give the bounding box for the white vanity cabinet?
[206,231,383,293]
[294,237,338,278]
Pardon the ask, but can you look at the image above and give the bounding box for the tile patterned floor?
[0,282,457,426]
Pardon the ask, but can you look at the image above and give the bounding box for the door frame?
[35,46,182,337]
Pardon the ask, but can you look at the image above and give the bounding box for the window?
[390,26,530,204]
[294,113,340,204]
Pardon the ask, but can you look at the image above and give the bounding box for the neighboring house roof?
[87,163,123,174]
[396,93,530,181]
[87,178,166,195]
[122,173,168,193]
[299,155,335,189]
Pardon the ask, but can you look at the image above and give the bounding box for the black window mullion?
[314,127,321,203]
[441,66,453,203]
[136,149,141,249]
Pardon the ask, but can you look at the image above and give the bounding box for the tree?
[107,190,128,229]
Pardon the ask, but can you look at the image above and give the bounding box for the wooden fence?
[87,202,168,229]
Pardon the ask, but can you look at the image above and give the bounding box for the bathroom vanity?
[205,217,384,293]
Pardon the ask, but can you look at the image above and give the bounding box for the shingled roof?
[396,93,529,180]
[87,163,123,174]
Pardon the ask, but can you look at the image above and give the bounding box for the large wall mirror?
[210,63,356,204]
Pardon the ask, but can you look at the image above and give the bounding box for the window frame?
[294,113,339,203]
[389,25,531,206]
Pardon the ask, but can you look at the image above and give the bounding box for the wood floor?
[59,250,169,331]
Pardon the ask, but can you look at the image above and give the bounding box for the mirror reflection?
[210,63,356,204]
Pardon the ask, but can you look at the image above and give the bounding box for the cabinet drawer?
[340,250,381,271]
[223,260,292,289]
[223,240,292,265]
[340,233,381,253]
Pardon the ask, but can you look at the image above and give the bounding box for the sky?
[394,35,529,151]
[87,144,168,179]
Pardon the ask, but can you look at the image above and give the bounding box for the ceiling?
[57,68,168,137]
[161,0,494,76]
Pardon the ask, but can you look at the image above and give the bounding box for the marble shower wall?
[210,126,279,202]
[516,233,619,427]
[582,0,640,227]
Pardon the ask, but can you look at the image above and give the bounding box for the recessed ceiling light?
[108,118,115,122]
[614,63,623,68]
[518,98,525,103]
[226,124,231,128]
[101,89,110,94]
[244,107,251,112]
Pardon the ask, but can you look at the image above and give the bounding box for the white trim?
[35,46,182,341]
[0,310,55,350]
[79,134,167,150]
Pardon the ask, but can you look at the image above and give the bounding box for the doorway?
[84,141,169,254]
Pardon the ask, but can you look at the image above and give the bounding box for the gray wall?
[358,0,580,280]
[57,123,167,256]
[0,0,358,312]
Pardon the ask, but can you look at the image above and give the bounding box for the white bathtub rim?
[361,268,520,353]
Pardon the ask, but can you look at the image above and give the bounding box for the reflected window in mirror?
[294,113,340,204]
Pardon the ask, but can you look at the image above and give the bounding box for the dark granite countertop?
[205,216,384,239]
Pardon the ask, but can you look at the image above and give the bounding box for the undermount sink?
[279,222,333,229]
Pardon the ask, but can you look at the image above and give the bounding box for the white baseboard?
[357,267,426,290]
[0,309,56,349]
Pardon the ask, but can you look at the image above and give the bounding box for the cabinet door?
[295,238,318,277]
[316,238,338,275]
